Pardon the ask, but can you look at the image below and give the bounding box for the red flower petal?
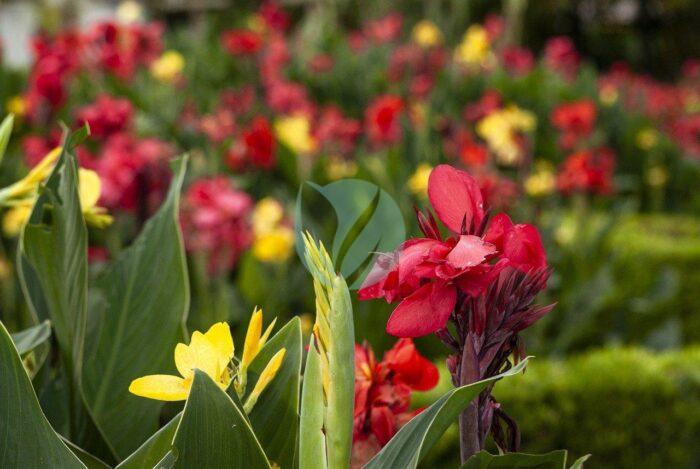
[383,338,440,391]
[428,165,485,234]
[369,406,396,446]
[386,282,457,337]
[483,213,514,251]
[503,223,547,271]
[446,235,497,269]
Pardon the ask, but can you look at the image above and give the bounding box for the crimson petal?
[428,165,485,234]
[386,282,457,337]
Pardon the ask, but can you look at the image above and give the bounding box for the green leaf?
[245,317,302,468]
[11,320,52,378]
[81,156,190,458]
[19,140,88,385]
[116,415,181,469]
[295,179,405,288]
[11,320,51,355]
[61,437,111,469]
[570,455,591,468]
[299,335,327,469]
[461,450,568,468]
[364,359,530,469]
[0,320,85,468]
[172,370,271,468]
[0,114,14,165]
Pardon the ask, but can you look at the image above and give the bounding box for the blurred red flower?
[180,177,253,274]
[501,46,534,76]
[557,147,616,195]
[365,95,404,146]
[543,36,580,80]
[242,116,276,169]
[75,94,134,140]
[314,106,362,156]
[352,338,438,467]
[221,29,263,56]
[551,99,597,149]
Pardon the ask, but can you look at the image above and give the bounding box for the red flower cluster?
[75,94,134,140]
[365,95,404,147]
[221,29,263,56]
[352,338,438,467]
[543,36,580,80]
[180,177,253,274]
[557,147,616,196]
[551,99,597,150]
[359,165,546,338]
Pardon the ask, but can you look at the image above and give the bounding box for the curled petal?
[428,164,484,234]
[386,282,457,338]
[128,374,190,401]
[446,234,496,270]
[483,213,514,251]
[503,223,547,271]
[383,338,440,391]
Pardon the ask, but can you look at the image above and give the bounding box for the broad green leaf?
[172,370,271,468]
[245,317,302,468]
[62,437,111,469]
[0,320,85,468]
[82,157,189,458]
[11,320,51,378]
[461,450,568,468]
[11,320,51,355]
[19,139,88,385]
[295,179,405,288]
[117,414,181,469]
[364,359,530,469]
[0,114,14,164]
[299,335,327,469]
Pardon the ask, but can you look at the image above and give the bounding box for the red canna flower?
[543,36,580,80]
[75,94,134,140]
[359,165,545,338]
[365,95,404,147]
[501,46,534,77]
[352,338,438,467]
[242,116,276,169]
[551,99,597,150]
[556,147,616,196]
[314,106,362,156]
[221,29,263,56]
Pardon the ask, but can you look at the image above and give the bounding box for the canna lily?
[359,164,546,337]
[274,115,317,155]
[0,147,61,203]
[236,307,277,393]
[78,168,113,228]
[129,322,235,401]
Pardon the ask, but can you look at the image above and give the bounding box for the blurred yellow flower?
[252,197,285,235]
[79,169,113,228]
[129,322,235,401]
[476,106,536,165]
[454,25,491,67]
[408,163,433,198]
[599,86,618,106]
[412,20,443,48]
[253,227,295,263]
[275,115,317,155]
[524,161,556,197]
[646,166,668,187]
[636,128,659,150]
[116,0,143,23]
[325,155,357,180]
[150,50,185,84]
[0,147,61,202]
[6,96,26,117]
[2,203,32,237]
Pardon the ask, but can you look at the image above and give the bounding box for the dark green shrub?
[604,215,700,346]
[416,347,700,469]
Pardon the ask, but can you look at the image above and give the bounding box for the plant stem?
[459,337,481,463]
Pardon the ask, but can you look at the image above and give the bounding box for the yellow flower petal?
[128,374,190,401]
[242,308,263,369]
[204,322,235,372]
[174,332,221,381]
[259,317,277,348]
[2,203,32,237]
[78,168,102,209]
[243,348,286,413]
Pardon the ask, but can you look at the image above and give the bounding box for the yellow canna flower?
[407,163,433,198]
[116,0,143,24]
[599,86,618,106]
[252,197,285,235]
[6,95,27,117]
[236,308,277,394]
[150,50,185,84]
[412,20,443,48]
[129,322,235,401]
[524,161,556,197]
[0,147,61,202]
[243,348,286,413]
[274,115,317,155]
[454,25,491,67]
[2,203,32,237]
[325,155,357,181]
[78,169,113,228]
[646,166,668,187]
[476,105,536,165]
[253,227,295,263]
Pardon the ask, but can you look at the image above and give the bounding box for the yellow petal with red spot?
[128,375,190,401]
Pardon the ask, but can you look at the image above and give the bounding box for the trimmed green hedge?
[416,347,700,469]
[604,215,700,346]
